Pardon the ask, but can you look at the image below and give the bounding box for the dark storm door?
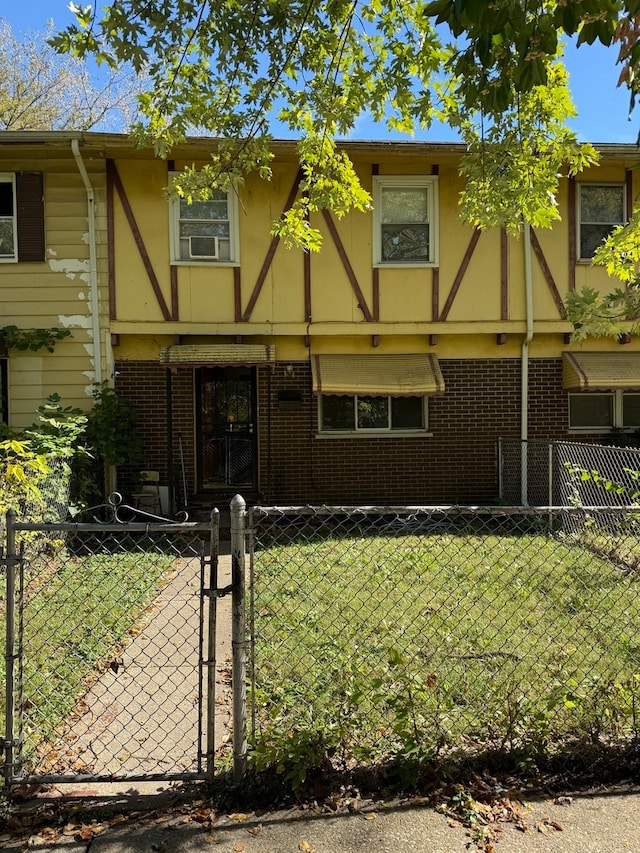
[197,367,257,490]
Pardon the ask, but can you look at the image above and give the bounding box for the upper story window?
[578,183,625,260]
[169,182,239,264]
[0,172,44,264]
[373,176,438,267]
[0,175,17,261]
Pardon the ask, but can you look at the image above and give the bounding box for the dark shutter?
[16,172,45,262]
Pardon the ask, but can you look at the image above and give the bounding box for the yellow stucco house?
[0,131,638,509]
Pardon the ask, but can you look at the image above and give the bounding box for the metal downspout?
[71,138,102,385]
[521,221,534,506]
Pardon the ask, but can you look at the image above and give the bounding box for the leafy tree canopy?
[0,18,143,131]
[54,1,640,334]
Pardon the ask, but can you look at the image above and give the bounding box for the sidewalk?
[4,786,640,851]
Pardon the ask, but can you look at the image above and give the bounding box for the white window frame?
[372,175,438,268]
[0,173,17,263]
[569,390,640,431]
[169,176,239,265]
[577,183,625,262]
[317,394,429,437]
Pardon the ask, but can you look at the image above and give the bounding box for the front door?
[197,366,257,490]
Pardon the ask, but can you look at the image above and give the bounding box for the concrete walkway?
[5,787,640,851]
[39,549,233,790]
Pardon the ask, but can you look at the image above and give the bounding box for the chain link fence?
[498,438,640,506]
[2,512,221,785]
[247,505,640,782]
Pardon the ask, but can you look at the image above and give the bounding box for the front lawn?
[249,528,640,784]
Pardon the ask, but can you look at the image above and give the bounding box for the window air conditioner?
[189,235,219,259]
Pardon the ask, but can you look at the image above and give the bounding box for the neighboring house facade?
[0,132,109,428]
[1,131,638,508]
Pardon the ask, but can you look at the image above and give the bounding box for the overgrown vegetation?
[249,528,640,790]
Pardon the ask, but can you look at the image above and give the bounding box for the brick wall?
[115,356,586,507]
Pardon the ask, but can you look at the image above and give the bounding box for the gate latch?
[204,584,233,598]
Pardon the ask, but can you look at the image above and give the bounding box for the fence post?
[230,494,247,782]
[205,508,220,783]
[3,510,16,787]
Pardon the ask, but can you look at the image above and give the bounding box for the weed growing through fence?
[249,528,640,788]
[0,548,175,770]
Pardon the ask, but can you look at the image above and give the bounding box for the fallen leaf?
[75,824,94,841]
[299,841,314,852]
[233,844,245,852]
[363,813,377,821]
[229,813,248,822]
[204,834,221,844]
[247,824,263,836]
[191,808,215,823]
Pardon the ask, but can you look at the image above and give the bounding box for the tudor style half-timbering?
[0,132,637,508]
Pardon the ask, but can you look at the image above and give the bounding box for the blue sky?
[2,1,637,144]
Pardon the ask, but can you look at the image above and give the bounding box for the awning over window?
[311,353,444,397]
[563,351,640,391]
[160,344,275,367]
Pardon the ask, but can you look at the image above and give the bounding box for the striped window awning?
[311,353,444,397]
[563,351,640,391]
[160,344,275,367]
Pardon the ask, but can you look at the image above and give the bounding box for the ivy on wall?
[1,325,71,353]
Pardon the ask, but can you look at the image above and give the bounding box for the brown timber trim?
[529,228,567,319]
[304,248,312,322]
[170,266,179,320]
[431,266,439,321]
[323,210,373,321]
[234,267,242,322]
[110,160,171,321]
[627,169,634,220]
[372,268,380,321]
[500,228,508,320]
[107,160,116,320]
[372,163,380,325]
[439,229,481,321]
[568,176,576,292]
[242,171,303,322]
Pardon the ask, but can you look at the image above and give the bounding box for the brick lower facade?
[114,356,586,507]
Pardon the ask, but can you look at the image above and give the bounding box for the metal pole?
[230,494,247,782]
[4,511,16,786]
[205,508,220,783]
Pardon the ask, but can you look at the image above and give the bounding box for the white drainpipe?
[71,138,103,385]
[521,220,534,506]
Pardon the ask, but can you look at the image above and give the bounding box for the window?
[569,391,640,430]
[578,183,625,260]
[0,175,17,261]
[373,176,438,266]
[0,172,44,264]
[320,394,426,433]
[170,181,238,264]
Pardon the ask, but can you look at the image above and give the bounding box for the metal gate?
[1,500,245,787]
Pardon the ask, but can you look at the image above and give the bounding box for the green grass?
[249,529,640,782]
[0,547,175,769]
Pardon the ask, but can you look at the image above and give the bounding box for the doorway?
[196,366,257,490]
